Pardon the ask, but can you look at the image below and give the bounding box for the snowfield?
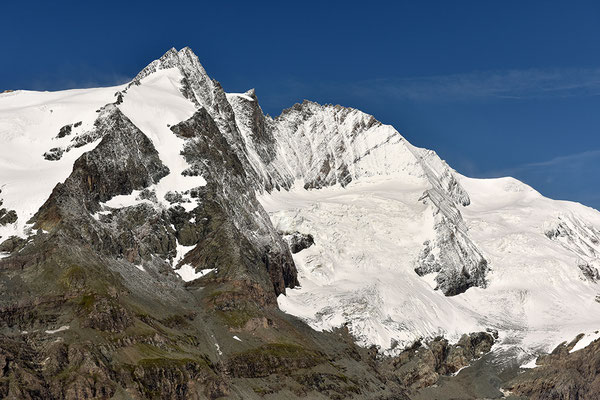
[261,174,600,358]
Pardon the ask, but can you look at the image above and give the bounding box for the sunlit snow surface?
[261,175,600,356]
[117,67,206,205]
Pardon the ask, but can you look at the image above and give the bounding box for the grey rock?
[43,147,64,161]
[283,231,315,254]
[56,124,73,138]
[0,209,17,226]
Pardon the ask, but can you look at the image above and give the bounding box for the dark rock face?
[43,147,64,161]
[83,296,133,332]
[171,108,298,299]
[65,106,169,206]
[227,343,325,378]
[414,219,488,296]
[234,89,277,166]
[578,261,600,282]
[506,336,600,399]
[283,231,315,254]
[35,105,169,227]
[0,208,17,226]
[127,357,229,400]
[0,236,26,253]
[0,193,16,227]
[56,124,73,138]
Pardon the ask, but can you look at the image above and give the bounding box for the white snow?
[91,210,112,221]
[0,66,206,242]
[262,174,600,355]
[227,92,255,102]
[117,67,206,208]
[103,189,154,209]
[452,365,469,376]
[458,175,600,352]
[233,335,242,342]
[174,264,215,282]
[570,330,600,353]
[521,357,538,369]
[173,241,195,267]
[261,177,478,352]
[45,325,70,334]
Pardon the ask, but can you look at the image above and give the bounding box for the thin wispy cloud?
[484,149,600,177]
[477,149,600,209]
[346,68,600,102]
[26,73,132,92]
[521,149,600,168]
[257,67,600,112]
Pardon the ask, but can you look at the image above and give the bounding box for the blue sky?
[3,0,600,209]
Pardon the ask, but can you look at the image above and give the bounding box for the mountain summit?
[0,47,599,399]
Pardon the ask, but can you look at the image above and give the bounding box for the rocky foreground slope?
[0,47,599,399]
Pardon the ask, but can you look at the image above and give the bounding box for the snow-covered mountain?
[1,47,599,398]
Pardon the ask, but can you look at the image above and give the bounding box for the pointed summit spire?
[128,46,208,87]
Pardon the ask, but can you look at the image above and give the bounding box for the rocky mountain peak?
[129,46,209,87]
[1,46,599,399]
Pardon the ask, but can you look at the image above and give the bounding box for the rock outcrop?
[282,231,315,254]
[382,332,495,391]
[506,336,600,399]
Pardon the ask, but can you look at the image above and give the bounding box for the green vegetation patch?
[228,343,325,378]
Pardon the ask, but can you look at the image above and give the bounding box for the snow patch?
[117,67,207,209]
[521,357,538,369]
[45,325,70,334]
[173,241,195,267]
[174,264,215,282]
[103,190,153,209]
[227,92,255,102]
[570,331,600,353]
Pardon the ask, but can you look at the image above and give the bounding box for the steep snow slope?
[116,67,206,210]
[260,174,600,357]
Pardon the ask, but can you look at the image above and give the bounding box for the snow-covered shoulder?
[0,84,125,240]
[264,173,600,356]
